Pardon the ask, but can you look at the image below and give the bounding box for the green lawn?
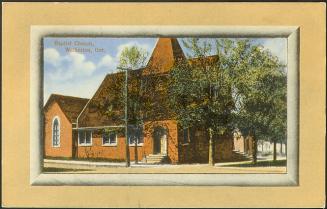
[43,167,93,172]
[222,159,286,167]
[45,156,125,163]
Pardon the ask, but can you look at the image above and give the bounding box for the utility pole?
[118,67,130,167]
[125,67,131,167]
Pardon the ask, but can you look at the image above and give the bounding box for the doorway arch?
[153,126,168,155]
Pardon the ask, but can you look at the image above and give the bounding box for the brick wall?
[44,102,73,158]
[233,135,254,155]
[214,135,234,162]
[76,120,179,163]
[245,136,254,155]
[76,130,147,161]
[143,120,179,163]
[233,135,245,153]
[178,127,234,163]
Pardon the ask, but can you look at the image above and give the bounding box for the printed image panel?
[42,36,288,174]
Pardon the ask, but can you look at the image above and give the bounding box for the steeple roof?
[144,38,186,74]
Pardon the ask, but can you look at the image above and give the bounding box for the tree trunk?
[134,138,138,164]
[285,142,287,156]
[208,128,215,166]
[261,141,264,152]
[251,132,257,164]
[280,141,283,155]
[125,136,131,166]
[273,140,277,162]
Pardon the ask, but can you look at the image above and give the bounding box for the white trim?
[51,116,60,148]
[128,136,144,146]
[102,131,118,146]
[128,125,144,146]
[78,130,93,146]
[73,125,125,130]
[129,143,144,147]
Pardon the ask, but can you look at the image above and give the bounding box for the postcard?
[3,3,325,208]
[29,26,300,186]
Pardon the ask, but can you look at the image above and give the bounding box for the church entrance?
[153,126,168,155]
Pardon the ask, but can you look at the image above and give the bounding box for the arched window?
[52,117,60,147]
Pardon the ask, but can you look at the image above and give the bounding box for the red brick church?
[44,38,253,164]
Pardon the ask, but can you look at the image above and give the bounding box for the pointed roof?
[44,94,89,123]
[77,69,145,127]
[144,38,186,74]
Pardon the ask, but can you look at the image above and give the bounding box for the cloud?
[116,41,151,59]
[44,73,105,104]
[45,48,97,81]
[97,54,117,72]
[64,52,96,76]
[43,48,119,104]
[261,38,287,64]
[44,48,61,66]
[43,40,152,104]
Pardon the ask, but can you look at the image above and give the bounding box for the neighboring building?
[233,131,286,158]
[43,94,89,158]
[44,38,252,164]
[257,141,286,156]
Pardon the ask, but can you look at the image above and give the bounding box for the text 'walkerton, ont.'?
[54,40,105,53]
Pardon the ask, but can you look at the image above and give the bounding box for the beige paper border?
[2,2,325,207]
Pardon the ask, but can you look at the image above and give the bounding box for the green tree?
[118,45,149,165]
[119,46,148,71]
[169,38,234,166]
[170,38,286,165]
[267,69,287,161]
[102,45,149,166]
[226,39,286,163]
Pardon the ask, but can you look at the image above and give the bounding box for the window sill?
[52,145,60,148]
[102,144,117,147]
[129,143,144,147]
[78,144,92,147]
[181,143,190,146]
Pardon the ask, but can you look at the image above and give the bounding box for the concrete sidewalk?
[44,159,201,168]
[45,158,286,167]
[43,160,287,174]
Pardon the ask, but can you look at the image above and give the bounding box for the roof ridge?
[187,54,219,60]
[50,93,90,100]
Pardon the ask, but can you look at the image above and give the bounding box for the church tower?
[144,38,186,74]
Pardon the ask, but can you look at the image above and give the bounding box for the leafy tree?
[169,38,234,166]
[118,46,149,165]
[102,45,149,166]
[267,69,287,161]
[119,45,148,71]
[225,39,286,163]
[170,38,286,165]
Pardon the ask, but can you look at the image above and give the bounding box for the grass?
[45,156,125,163]
[43,167,93,172]
[222,159,286,167]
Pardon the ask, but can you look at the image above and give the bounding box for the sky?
[43,37,287,104]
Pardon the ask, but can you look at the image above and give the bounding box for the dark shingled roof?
[44,94,89,123]
[77,69,146,127]
[78,72,126,127]
[77,38,220,127]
